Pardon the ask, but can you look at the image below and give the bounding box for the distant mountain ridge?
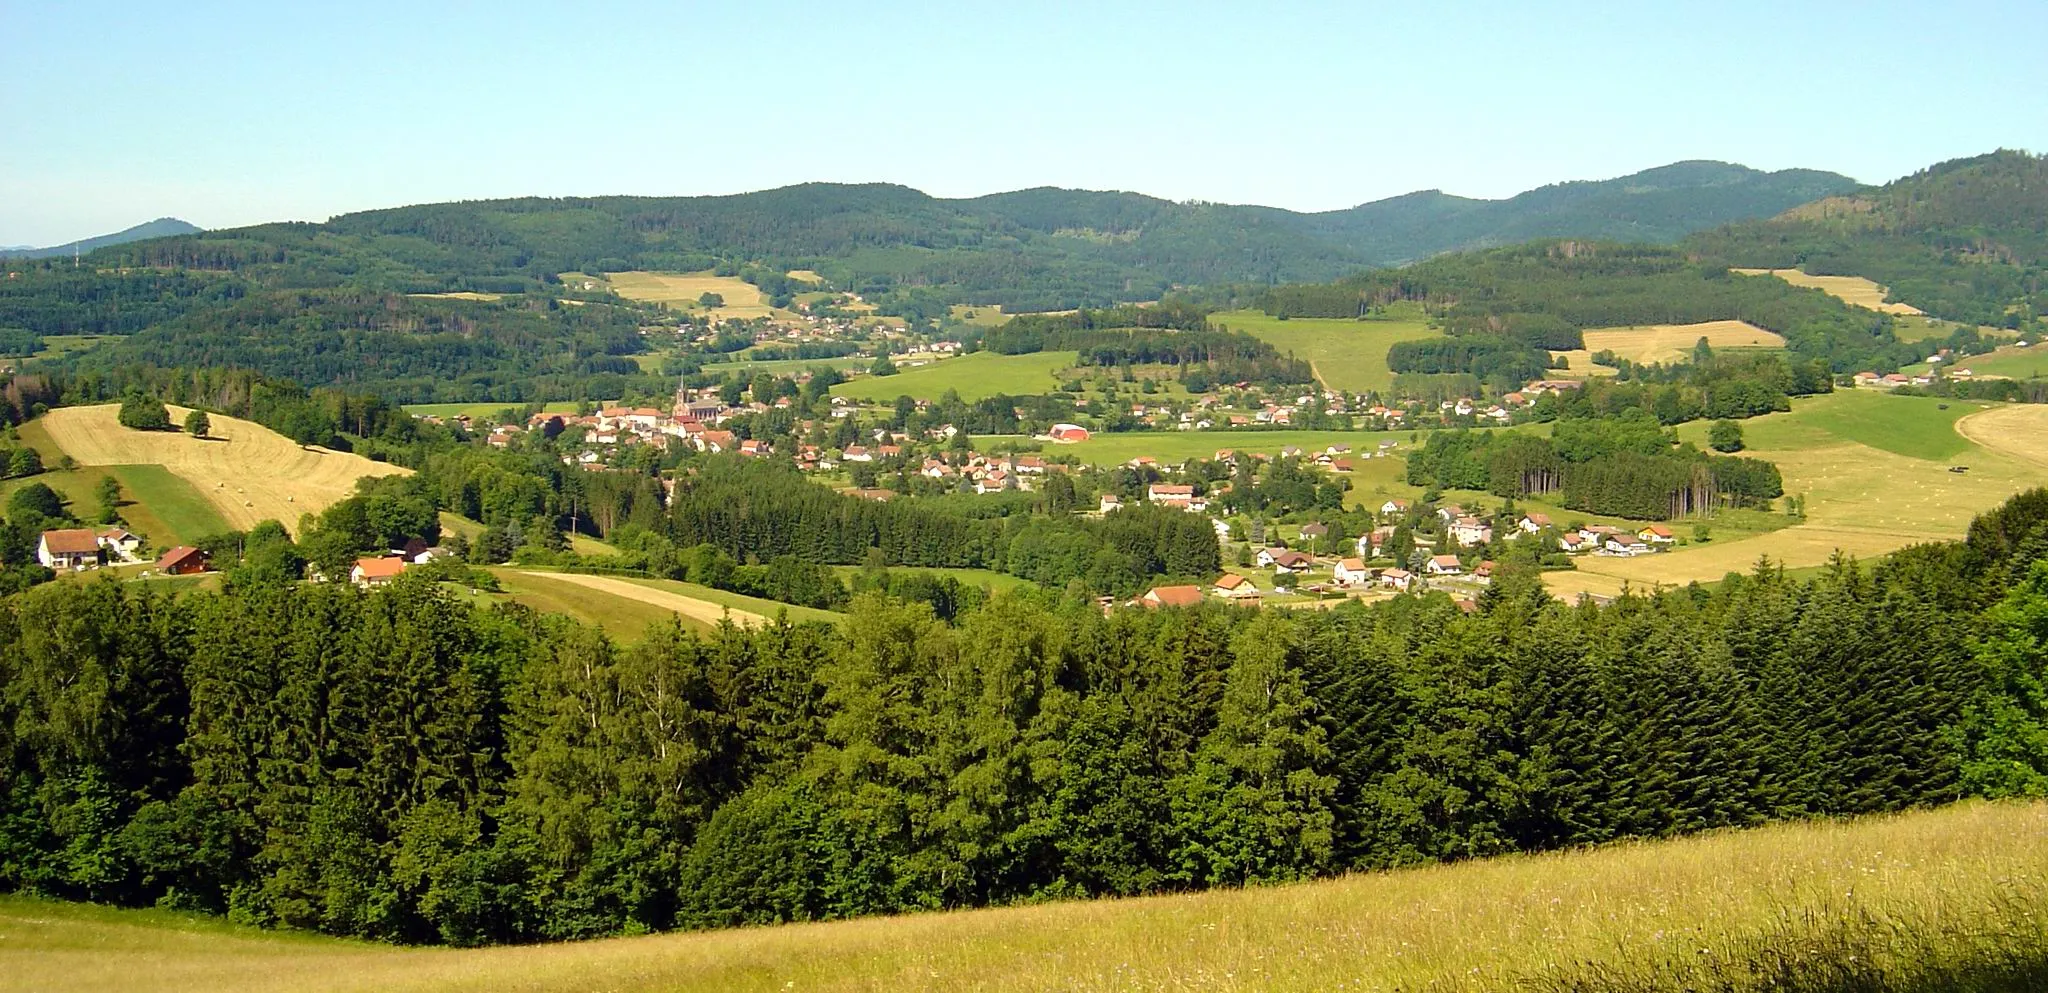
[2,217,202,260]
[76,162,1856,311]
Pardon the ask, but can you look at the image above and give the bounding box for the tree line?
[4,487,2048,945]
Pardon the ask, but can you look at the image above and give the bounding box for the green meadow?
[830,350,1078,403]
[1216,303,1441,393]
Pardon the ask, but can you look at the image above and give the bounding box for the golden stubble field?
[604,271,779,319]
[35,405,407,534]
[1579,320,1786,365]
[1545,401,2048,600]
[1731,268,1926,315]
[1,801,2041,993]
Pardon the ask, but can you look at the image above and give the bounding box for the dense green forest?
[3,485,2046,945]
[1406,412,1785,519]
[1691,150,2048,328]
[1257,242,1911,374]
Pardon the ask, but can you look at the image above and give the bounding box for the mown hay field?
[1731,267,1925,315]
[404,291,503,302]
[1580,320,1785,364]
[34,405,408,534]
[604,271,779,319]
[2,801,2042,993]
[1546,392,2041,599]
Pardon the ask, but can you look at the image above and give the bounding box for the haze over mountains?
[0,217,201,260]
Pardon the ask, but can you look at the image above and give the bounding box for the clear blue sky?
[4,0,2043,246]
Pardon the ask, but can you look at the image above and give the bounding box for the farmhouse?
[1333,558,1373,587]
[351,556,407,587]
[156,546,210,576]
[1450,516,1493,547]
[1638,524,1676,544]
[1426,555,1463,576]
[37,529,101,570]
[1213,573,1260,599]
[1260,548,1317,573]
[1147,484,1200,510]
[1140,585,1204,609]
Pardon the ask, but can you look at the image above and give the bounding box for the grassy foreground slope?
[3,801,2042,993]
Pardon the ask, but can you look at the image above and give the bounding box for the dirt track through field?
[37,404,407,534]
[514,572,770,628]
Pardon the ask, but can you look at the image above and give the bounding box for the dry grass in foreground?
[2,801,2044,993]
[35,404,408,533]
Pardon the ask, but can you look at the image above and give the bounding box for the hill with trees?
[1689,149,2048,328]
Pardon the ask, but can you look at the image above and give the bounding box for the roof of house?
[1337,557,1367,571]
[1642,524,1674,537]
[1382,568,1411,578]
[1272,550,1316,567]
[40,529,99,555]
[1215,573,1251,590]
[157,546,207,571]
[1149,484,1194,495]
[98,527,137,542]
[1143,585,1204,607]
[1431,554,1461,568]
[1301,523,1329,535]
[353,556,407,579]
[1524,513,1552,525]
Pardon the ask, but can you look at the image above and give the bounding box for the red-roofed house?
[157,546,210,576]
[1426,555,1463,575]
[38,529,101,570]
[1140,584,1205,608]
[351,556,407,587]
[1333,558,1373,586]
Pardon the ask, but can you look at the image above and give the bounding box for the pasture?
[1216,305,1440,393]
[1947,340,2048,380]
[829,351,1077,403]
[475,570,716,641]
[34,405,408,534]
[829,564,1035,593]
[1731,267,1925,315]
[605,271,780,319]
[1545,391,2038,599]
[1543,349,1619,377]
[2,801,2041,993]
[946,304,1013,327]
[1580,320,1785,364]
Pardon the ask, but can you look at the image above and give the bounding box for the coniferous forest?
[5,485,2048,946]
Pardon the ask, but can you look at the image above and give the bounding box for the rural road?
[514,571,771,628]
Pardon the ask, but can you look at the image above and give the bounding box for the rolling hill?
[45,161,1853,314]
[1690,149,2048,328]
[0,217,201,260]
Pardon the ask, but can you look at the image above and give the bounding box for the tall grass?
[3,801,2043,993]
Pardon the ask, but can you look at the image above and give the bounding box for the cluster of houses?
[35,526,212,577]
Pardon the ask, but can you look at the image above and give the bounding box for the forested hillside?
[4,485,2048,945]
[1690,149,2048,327]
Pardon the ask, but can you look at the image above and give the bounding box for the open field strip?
[34,405,407,534]
[102,464,232,545]
[828,564,1036,593]
[1,801,2041,993]
[604,270,782,319]
[1580,320,1785,364]
[1731,267,1925,315]
[511,571,774,629]
[1217,306,1440,393]
[830,351,1077,403]
[1542,348,1620,377]
[401,401,579,421]
[405,291,503,302]
[1544,392,2040,599]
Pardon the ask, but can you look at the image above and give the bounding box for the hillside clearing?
[1941,340,2048,380]
[1580,320,1785,364]
[402,401,579,422]
[1217,306,1440,393]
[1731,267,1925,315]
[604,271,781,319]
[1546,392,2037,598]
[404,291,502,302]
[511,571,774,629]
[2,801,2041,993]
[830,351,1076,403]
[34,405,408,534]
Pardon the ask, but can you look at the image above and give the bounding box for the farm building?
[156,546,210,576]
[1140,585,1204,608]
[37,529,101,570]
[351,556,407,587]
[1049,423,1091,444]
